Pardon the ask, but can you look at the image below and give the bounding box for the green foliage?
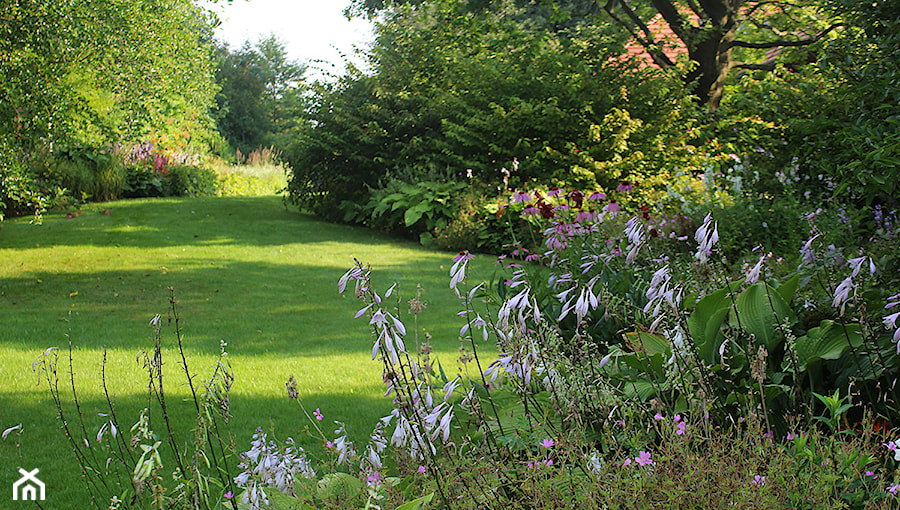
[1,0,220,151]
[165,165,220,197]
[49,145,126,201]
[286,0,708,221]
[0,137,66,222]
[214,36,307,156]
[348,179,469,240]
[718,0,900,209]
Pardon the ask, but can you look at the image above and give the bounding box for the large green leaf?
[776,274,800,304]
[687,287,731,364]
[624,331,670,357]
[729,283,797,350]
[796,320,864,371]
[404,202,432,226]
[397,493,435,510]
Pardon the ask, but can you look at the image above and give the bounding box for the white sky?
[202,0,374,79]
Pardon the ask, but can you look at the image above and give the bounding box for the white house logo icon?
[12,468,45,501]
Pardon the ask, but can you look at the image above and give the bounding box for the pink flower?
[418,465,427,474]
[314,408,324,421]
[605,200,620,215]
[750,475,765,486]
[587,191,607,201]
[889,483,900,497]
[367,471,383,488]
[675,421,687,436]
[540,438,555,449]
[653,413,664,421]
[616,181,633,193]
[224,491,233,499]
[635,450,653,466]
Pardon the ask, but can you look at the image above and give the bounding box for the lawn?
[0,195,498,508]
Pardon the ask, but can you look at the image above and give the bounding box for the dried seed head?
[751,346,768,383]
[408,297,426,315]
[286,374,299,400]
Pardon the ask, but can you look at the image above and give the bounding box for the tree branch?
[651,0,693,41]
[603,0,676,68]
[734,61,778,71]
[729,23,844,50]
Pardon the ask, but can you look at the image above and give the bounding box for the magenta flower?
[605,199,620,216]
[540,438,554,449]
[418,465,427,474]
[653,413,664,421]
[224,491,233,499]
[616,181,633,193]
[314,408,324,421]
[587,191,607,201]
[889,483,900,497]
[367,471,383,488]
[547,187,563,197]
[750,475,766,486]
[635,450,653,466]
[675,421,687,436]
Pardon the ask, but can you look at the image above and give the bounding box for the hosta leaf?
[687,287,731,364]
[404,202,431,226]
[795,320,863,371]
[730,283,797,351]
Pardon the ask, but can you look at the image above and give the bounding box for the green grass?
[0,195,498,508]
[212,160,289,196]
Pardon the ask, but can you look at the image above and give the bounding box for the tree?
[600,0,844,107]
[347,0,844,107]
[1,0,220,149]
[288,0,709,219]
[214,35,307,156]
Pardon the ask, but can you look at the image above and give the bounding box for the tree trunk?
[686,27,735,108]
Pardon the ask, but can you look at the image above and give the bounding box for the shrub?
[49,145,126,201]
[346,179,470,241]
[0,139,66,222]
[165,165,219,197]
[116,142,219,198]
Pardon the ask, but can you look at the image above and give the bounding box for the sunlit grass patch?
[0,195,496,507]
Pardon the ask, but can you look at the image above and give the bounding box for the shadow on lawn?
[0,196,423,251]
[0,389,394,509]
